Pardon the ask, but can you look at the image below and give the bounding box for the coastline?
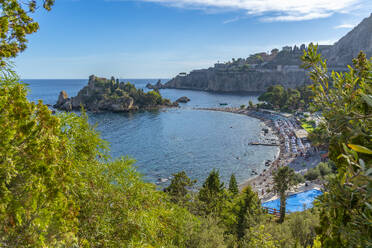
[196,107,322,201]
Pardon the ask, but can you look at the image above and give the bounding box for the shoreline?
[196,107,322,201]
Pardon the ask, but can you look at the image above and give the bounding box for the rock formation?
[322,13,372,67]
[146,80,166,90]
[175,96,190,103]
[165,13,372,92]
[54,75,178,112]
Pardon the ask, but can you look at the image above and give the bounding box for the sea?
[25,78,279,187]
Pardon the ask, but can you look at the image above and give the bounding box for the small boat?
[219,103,228,106]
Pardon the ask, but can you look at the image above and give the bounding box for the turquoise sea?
[25,79,279,187]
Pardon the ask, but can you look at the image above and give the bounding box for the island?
[54,75,178,112]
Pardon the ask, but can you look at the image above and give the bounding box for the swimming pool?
[262,189,323,212]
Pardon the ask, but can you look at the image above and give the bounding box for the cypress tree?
[236,186,262,240]
[198,169,224,215]
[228,174,239,195]
[164,171,196,206]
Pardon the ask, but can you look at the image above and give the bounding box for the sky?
[14,0,372,79]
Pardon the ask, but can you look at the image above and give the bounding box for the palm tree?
[273,166,296,223]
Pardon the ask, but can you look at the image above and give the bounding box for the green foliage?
[258,84,314,112]
[76,158,199,247]
[0,75,78,247]
[293,172,305,184]
[300,119,315,132]
[240,104,245,109]
[82,77,173,110]
[144,90,163,106]
[186,216,228,248]
[164,171,196,206]
[303,161,334,181]
[302,44,372,247]
[317,162,333,177]
[262,210,319,248]
[273,166,296,223]
[240,225,277,248]
[198,170,225,216]
[0,0,55,65]
[235,186,263,240]
[228,174,239,195]
[258,85,285,109]
[304,167,320,181]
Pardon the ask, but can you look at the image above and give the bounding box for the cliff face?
[168,68,311,92]
[323,13,372,67]
[165,13,372,92]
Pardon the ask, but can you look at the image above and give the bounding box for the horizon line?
[21,78,171,80]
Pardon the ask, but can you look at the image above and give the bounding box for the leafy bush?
[317,162,332,177]
[294,173,305,183]
[186,216,227,248]
[304,167,320,181]
[262,210,319,248]
[304,162,333,181]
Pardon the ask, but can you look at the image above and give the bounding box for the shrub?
[304,167,320,181]
[317,162,332,177]
[294,173,305,184]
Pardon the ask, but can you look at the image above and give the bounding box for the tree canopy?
[0,0,55,65]
[258,84,314,112]
[228,174,239,195]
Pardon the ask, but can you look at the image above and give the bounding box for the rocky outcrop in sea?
[54,75,178,112]
[146,80,166,90]
[175,96,190,103]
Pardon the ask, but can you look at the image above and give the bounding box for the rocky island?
[54,75,178,112]
[165,13,372,92]
[146,79,166,90]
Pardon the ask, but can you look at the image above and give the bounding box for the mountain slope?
[324,13,372,67]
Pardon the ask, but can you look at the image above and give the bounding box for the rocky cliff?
[54,75,177,112]
[165,13,372,92]
[322,13,372,67]
[167,68,310,92]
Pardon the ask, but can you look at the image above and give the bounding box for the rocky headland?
[54,75,178,112]
[165,13,372,92]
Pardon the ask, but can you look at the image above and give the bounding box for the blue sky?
[14,0,372,79]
